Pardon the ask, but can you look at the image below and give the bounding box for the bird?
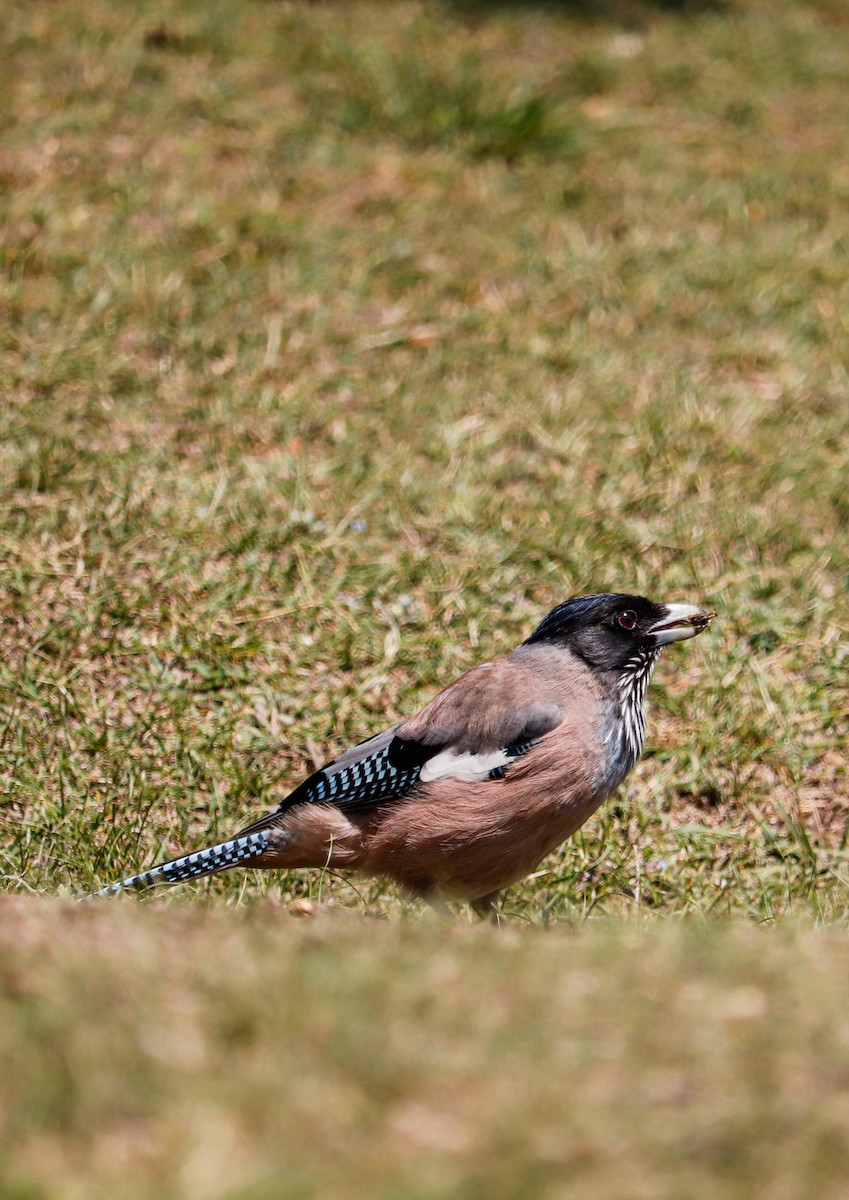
[84,592,713,915]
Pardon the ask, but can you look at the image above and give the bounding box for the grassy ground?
[1,0,848,1193]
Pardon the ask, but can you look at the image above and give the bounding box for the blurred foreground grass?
[5,904,849,1200]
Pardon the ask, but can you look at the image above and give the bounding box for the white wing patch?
[419,747,513,784]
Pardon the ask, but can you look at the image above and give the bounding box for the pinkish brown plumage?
[84,593,713,916]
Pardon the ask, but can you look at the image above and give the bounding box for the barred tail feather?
[81,831,273,900]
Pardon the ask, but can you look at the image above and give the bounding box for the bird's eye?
[617,610,638,630]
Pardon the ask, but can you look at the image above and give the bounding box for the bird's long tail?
[81,830,273,900]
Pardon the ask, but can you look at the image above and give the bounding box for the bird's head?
[524,592,714,674]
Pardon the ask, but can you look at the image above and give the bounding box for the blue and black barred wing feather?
[485,740,536,780]
[235,725,430,836]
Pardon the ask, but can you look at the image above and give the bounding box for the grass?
[1,0,848,1193]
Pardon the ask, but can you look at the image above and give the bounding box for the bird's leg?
[421,889,456,921]
[470,891,502,925]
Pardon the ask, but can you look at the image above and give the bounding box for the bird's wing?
[235,724,413,833]
[237,658,564,834]
[398,659,564,754]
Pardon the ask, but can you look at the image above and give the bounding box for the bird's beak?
[648,604,715,646]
